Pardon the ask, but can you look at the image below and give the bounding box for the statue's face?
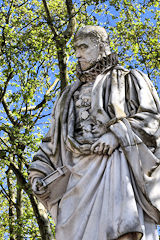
[74,37,101,71]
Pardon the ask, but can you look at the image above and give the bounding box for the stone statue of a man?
[29,26,160,240]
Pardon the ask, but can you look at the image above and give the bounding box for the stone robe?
[29,66,160,240]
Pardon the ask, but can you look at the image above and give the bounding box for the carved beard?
[76,52,119,83]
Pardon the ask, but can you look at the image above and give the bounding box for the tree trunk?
[7,170,15,240]
[10,162,54,240]
[30,196,54,240]
[16,161,23,240]
[57,45,68,92]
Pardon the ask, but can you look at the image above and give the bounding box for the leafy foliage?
[0,0,159,239]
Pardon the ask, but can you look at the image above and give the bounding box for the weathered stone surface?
[29,26,160,240]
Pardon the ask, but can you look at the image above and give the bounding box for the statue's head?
[74,25,111,71]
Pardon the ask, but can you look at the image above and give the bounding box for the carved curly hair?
[74,25,111,55]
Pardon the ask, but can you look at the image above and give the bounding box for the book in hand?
[35,166,71,209]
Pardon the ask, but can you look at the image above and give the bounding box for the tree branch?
[64,0,76,41]
[6,0,14,24]
[2,99,17,125]
[21,78,59,112]
[0,71,13,102]
[0,183,17,208]
[13,0,29,8]
[10,162,53,239]
[42,0,58,38]
[31,107,44,128]
[0,137,10,149]
[9,163,30,194]
[18,16,40,32]
[58,2,86,33]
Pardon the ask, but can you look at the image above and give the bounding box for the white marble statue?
[29,26,160,240]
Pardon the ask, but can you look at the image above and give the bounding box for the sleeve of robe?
[28,93,62,207]
[109,69,160,220]
[110,69,160,163]
[28,85,74,213]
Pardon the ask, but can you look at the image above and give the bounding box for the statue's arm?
[90,69,160,157]
[109,70,160,156]
[28,128,56,194]
[90,132,119,155]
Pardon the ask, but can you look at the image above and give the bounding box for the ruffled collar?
[76,52,118,83]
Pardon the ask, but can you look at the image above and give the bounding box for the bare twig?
[58,2,86,32]
[18,16,40,32]
[9,163,29,192]
[0,183,17,207]
[2,99,17,125]
[0,137,10,149]
[31,107,44,127]
[0,71,13,102]
[21,78,59,112]
[13,0,29,8]
[6,0,14,24]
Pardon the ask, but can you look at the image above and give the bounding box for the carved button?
[76,99,82,107]
[74,91,79,96]
[80,111,89,120]
[81,96,89,102]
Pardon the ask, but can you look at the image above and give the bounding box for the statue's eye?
[80,44,88,50]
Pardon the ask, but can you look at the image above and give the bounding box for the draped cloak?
[29,66,160,240]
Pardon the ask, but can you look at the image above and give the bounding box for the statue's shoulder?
[55,83,74,105]
[60,84,72,96]
[129,68,153,86]
[113,65,130,76]
[130,68,146,77]
[60,80,81,97]
[113,66,151,83]
[114,65,129,72]
[52,80,81,114]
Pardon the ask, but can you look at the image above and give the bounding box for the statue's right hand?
[31,177,50,202]
[32,177,43,192]
[32,177,50,200]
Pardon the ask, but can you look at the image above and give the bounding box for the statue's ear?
[98,43,105,58]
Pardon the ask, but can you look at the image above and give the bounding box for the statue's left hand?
[90,132,119,155]
[92,124,106,137]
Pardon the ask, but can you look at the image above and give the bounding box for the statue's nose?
[76,50,81,58]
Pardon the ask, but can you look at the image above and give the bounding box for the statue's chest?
[73,82,94,143]
[73,82,93,119]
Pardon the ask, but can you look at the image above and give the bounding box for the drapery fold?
[29,66,160,239]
